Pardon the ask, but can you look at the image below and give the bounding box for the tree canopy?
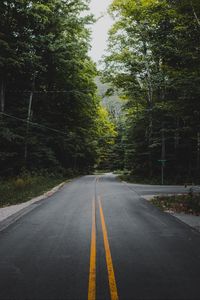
[2,0,200,182]
[103,0,200,183]
[0,0,116,177]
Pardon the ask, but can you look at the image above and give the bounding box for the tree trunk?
[0,80,5,112]
[190,0,200,27]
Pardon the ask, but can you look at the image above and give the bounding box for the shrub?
[14,178,26,189]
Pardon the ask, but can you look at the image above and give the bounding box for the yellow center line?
[88,198,96,300]
[98,197,119,300]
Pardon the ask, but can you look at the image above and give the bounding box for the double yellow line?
[88,198,96,300]
[88,194,119,300]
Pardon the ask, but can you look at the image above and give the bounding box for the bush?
[187,191,200,213]
[14,178,26,189]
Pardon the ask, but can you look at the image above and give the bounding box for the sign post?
[158,160,166,185]
[159,124,166,185]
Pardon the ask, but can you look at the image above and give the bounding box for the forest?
[1,0,200,186]
[0,0,115,180]
[103,0,200,184]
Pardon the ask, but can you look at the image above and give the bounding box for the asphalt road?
[0,174,200,300]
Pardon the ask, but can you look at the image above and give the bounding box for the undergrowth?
[0,171,69,207]
[151,191,200,215]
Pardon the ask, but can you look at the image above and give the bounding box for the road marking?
[88,198,96,300]
[98,197,119,300]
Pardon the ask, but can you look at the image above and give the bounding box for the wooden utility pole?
[190,0,200,27]
[197,132,200,171]
[1,80,5,113]
[24,74,36,163]
[161,123,166,185]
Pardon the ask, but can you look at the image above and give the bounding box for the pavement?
[171,212,200,232]
[124,183,200,232]
[2,178,199,232]
[1,174,200,299]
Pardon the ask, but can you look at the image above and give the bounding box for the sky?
[89,0,114,63]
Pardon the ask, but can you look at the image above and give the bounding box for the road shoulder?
[143,194,200,232]
[0,181,67,231]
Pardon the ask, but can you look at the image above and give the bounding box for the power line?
[0,112,117,140]
[0,112,68,136]
[6,89,94,94]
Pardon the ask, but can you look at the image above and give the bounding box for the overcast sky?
[89,0,114,63]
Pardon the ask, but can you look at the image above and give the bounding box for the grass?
[118,173,162,185]
[151,191,200,215]
[118,171,196,185]
[0,174,67,208]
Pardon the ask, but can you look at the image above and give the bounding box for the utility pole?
[190,0,200,27]
[24,73,36,163]
[174,118,179,150]
[161,123,166,185]
[197,132,200,171]
[1,80,5,113]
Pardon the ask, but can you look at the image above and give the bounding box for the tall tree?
[103,0,200,183]
[0,0,109,176]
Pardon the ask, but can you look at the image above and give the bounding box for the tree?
[0,0,106,176]
[103,0,200,183]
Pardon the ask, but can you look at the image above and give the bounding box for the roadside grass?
[0,173,67,208]
[151,192,200,215]
[119,173,162,185]
[118,171,196,185]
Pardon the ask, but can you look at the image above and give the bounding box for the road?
[0,174,200,300]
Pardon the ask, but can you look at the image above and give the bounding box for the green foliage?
[103,0,200,182]
[95,104,117,169]
[0,172,66,207]
[0,0,112,176]
[96,77,126,170]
